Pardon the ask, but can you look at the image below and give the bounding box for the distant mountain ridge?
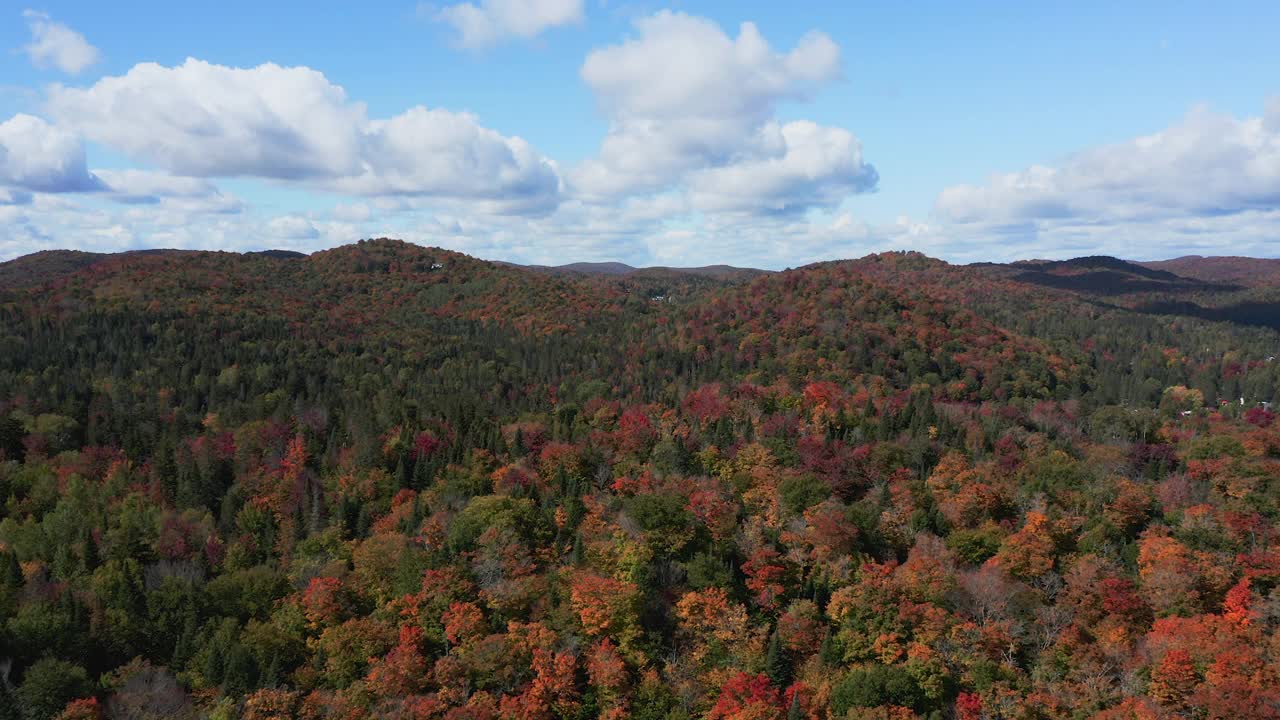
[499,259,768,281]
[974,255,1242,295]
[1141,255,1280,287]
[0,247,305,289]
[6,245,1280,298]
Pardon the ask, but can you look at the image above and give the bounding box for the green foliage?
[1,241,1279,717]
[447,495,541,551]
[946,527,1003,565]
[831,664,929,716]
[16,658,92,720]
[205,565,290,622]
[779,474,828,515]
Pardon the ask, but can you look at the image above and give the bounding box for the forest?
[1,238,1278,719]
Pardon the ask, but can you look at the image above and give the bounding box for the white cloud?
[330,105,562,214]
[687,121,878,214]
[0,113,102,193]
[915,208,1280,264]
[47,59,561,213]
[25,178,1272,270]
[94,169,242,213]
[267,214,320,240]
[935,102,1280,225]
[332,202,372,223]
[582,13,838,122]
[48,60,364,180]
[919,99,1280,262]
[6,16,881,263]
[572,11,874,215]
[434,0,583,48]
[0,188,34,206]
[21,9,101,74]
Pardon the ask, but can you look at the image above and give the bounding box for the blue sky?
[1,1,1278,267]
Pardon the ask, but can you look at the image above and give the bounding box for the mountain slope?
[0,249,111,289]
[976,255,1238,295]
[2,240,1280,719]
[1142,255,1280,287]
[511,259,767,281]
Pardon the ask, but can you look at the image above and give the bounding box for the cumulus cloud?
[21,9,101,74]
[48,61,364,180]
[434,0,583,48]
[572,11,874,215]
[687,121,878,214]
[268,214,320,240]
[330,105,562,214]
[935,102,1280,225]
[10,15,882,261]
[0,113,103,193]
[332,202,372,223]
[94,169,241,213]
[582,13,838,123]
[47,58,561,213]
[0,189,34,206]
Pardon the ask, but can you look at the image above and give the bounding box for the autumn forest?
[2,239,1280,720]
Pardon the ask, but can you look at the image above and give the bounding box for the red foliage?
[442,601,486,645]
[616,407,657,455]
[56,698,101,720]
[708,673,785,720]
[742,547,788,611]
[684,384,731,424]
[412,430,442,459]
[1221,577,1253,626]
[568,572,636,637]
[955,692,982,720]
[365,626,428,697]
[499,647,578,720]
[1243,407,1275,428]
[586,638,628,695]
[300,576,349,628]
[1149,649,1198,707]
[688,483,739,542]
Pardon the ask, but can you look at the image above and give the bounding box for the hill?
[1,240,1279,719]
[966,254,1280,333]
[0,249,111,288]
[509,259,767,281]
[0,247,308,290]
[1142,255,1280,287]
[976,255,1238,295]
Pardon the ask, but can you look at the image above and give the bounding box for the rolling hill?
[2,239,1279,719]
[1142,255,1280,287]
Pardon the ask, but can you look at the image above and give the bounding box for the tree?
[16,658,92,720]
[765,630,791,687]
[1148,649,1197,708]
[708,673,784,720]
[568,571,638,641]
[993,511,1056,580]
[830,665,927,717]
[1137,531,1201,616]
[364,626,428,697]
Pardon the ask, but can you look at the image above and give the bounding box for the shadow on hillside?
[1137,300,1280,332]
[1013,270,1240,296]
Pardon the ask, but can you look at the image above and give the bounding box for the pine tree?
[766,629,791,686]
[820,630,841,667]
[787,692,803,720]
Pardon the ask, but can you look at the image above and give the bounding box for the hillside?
[1143,255,1280,287]
[0,249,112,289]
[975,255,1238,295]
[508,259,768,281]
[1,240,1279,719]
[964,254,1280,333]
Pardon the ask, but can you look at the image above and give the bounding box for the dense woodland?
[1,239,1279,720]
